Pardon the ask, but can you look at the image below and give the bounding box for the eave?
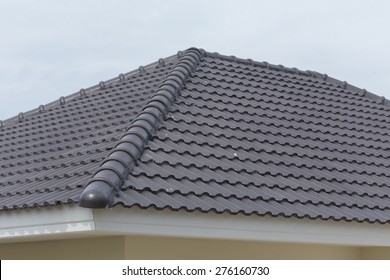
[0,205,95,243]
[2,205,390,246]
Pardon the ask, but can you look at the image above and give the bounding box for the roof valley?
[78,48,203,208]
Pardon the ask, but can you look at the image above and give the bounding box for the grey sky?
[1,0,389,120]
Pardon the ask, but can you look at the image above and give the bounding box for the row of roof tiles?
[1,47,390,225]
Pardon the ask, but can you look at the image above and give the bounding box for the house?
[1,47,390,259]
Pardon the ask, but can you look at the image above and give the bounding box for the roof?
[1,47,390,224]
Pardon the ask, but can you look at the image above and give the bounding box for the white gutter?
[0,205,95,243]
[94,207,390,247]
[3,205,390,247]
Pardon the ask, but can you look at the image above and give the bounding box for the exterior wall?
[3,235,386,259]
[0,236,125,259]
[361,247,390,259]
[124,235,360,260]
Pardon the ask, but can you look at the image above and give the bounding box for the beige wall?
[0,236,125,259]
[0,235,369,260]
[361,247,390,260]
[2,234,390,260]
[125,235,360,260]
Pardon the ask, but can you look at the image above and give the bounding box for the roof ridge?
[2,49,388,130]
[203,50,390,107]
[0,54,177,129]
[78,47,203,208]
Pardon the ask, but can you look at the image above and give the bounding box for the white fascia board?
[3,205,390,247]
[93,207,390,247]
[0,205,95,242]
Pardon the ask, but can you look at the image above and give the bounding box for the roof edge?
[0,205,95,242]
[2,48,388,129]
[78,47,203,208]
[203,50,390,107]
[94,207,390,247]
[0,54,178,129]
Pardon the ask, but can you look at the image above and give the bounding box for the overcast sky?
[1,0,389,120]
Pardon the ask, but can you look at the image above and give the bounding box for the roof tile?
[1,48,390,223]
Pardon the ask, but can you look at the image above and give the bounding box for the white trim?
[3,205,390,247]
[0,205,95,242]
[94,207,390,247]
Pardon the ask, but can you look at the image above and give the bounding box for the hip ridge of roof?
[78,47,203,208]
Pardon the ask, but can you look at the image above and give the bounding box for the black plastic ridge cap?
[78,48,203,208]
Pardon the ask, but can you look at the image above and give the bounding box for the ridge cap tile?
[78,48,203,208]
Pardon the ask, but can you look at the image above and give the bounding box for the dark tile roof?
[1,48,390,224]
